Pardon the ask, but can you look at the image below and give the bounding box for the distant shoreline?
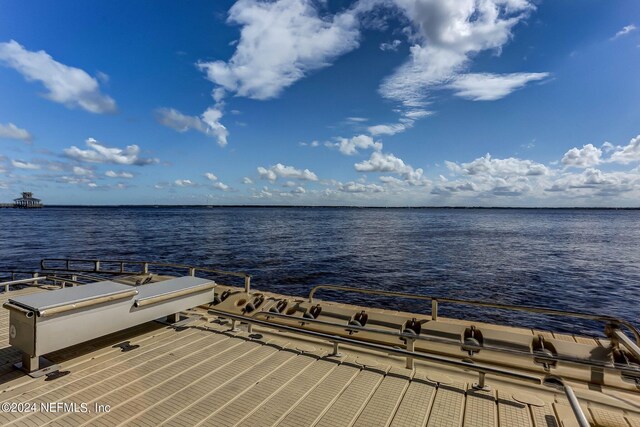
[5,205,640,210]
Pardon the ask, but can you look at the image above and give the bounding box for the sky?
[0,0,639,206]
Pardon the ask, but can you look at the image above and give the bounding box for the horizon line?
[5,204,640,210]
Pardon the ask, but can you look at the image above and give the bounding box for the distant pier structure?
[11,192,43,208]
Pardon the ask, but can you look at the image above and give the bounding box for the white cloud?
[611,24,637,40]
[333,134,382,155]
[64,138,158,166]
[257,163,318,182]
[204,172,218,181]
[212,181,230,191]
[354,151,428,185]
[346,117,368,123]
[561,144,602,168]
[448,154,549,176]
[11,159,40,170]
[105,170,134,178]
[448,72,549,101]
[609,135,640,164]
[0,123,32,142]
[338,181,384,193]
[379,175,404,185]
[242,176,253,184]
[403,109,432,120]
[73,166,93,176]
[380,1,538,108]
[155,107,228,147]
[368,122,412,136]
[197,0,361,100]
[299,140,320,147]
[0,40,116,113]
[174,179,193,187]
[561,135,640,167]
[201,107,228,147]
[546,168,638,196]
[380,39,402,51]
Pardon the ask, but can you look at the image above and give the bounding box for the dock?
[1,192,43,208]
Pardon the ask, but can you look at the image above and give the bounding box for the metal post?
[244,275,251,294]
[95,260,100,272]
[329,341,342,357]
[32,272,39,286]
[406,338,415,369]
[247,324,253,333]
[142,263,149,274]
[473,372,490,391]
[72,275,77,287]
[188,267,196,277]
[431,299,438,321]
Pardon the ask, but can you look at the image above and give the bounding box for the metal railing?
[0,275,84,292]
[40,258,252,292]
[1,277,43,292]
[308,284,640,346]
[253,310,640,375]
[207,308,541,386]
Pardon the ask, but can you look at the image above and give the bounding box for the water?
[1,207,639,336]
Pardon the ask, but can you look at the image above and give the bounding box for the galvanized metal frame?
[40,258,252,292]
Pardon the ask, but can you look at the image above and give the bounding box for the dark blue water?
[1,207,639,336]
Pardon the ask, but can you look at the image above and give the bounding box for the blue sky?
[0,0,639,206]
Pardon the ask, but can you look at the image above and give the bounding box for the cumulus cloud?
[198,0,361,100]
[609,135,640,164]
[379,0,540,110]
[354,151,428,185]
[105,170,134,178]
[447,154,549,176]
[212,181,230,191]
[561,135,640,167]
[257,163,318,182]
[73,166,93,176]
[11,159,40,170]
[64,138,159,166]
[338,181,384,193]
[611,24,637,40]
[174,179,194,187]
[332,134,382,155]
[0,122,32,142]
[155,107,228,147]
[204,172,218,181]
[546,168,638,196]
[0,40,116,113]
[448,72,549,101]
[242,176,253,184]
[561,144,602,168]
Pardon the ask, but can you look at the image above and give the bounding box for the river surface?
[1,207,639,336]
